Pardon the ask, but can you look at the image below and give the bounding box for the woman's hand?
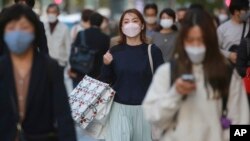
[103,51,113,65]
[175,78,196,95]
[68,69,77,78]
[229,52,237,64]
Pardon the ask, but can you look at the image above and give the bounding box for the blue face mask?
[4,30,35,54]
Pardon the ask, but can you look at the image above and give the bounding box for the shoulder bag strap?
[148,44,154,74]
[246,38,250,66]
[241,22,247,40]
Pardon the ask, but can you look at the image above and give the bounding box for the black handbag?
[70,31,96,74]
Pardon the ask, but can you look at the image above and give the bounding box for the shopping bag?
[85,90,114,139]
[69,75,115,129]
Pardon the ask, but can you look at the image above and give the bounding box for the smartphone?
[181,74,195,83]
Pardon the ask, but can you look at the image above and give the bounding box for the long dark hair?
[118,9,148,45]
[173,9,230,98]
[159,8,178,31]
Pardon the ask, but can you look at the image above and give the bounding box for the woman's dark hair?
[213,15,220,27]
[159,8,178,31]
[189,3,204,10]
[143,3,158,15]
[118,9,147,45]
[229,0,249,15]
[14,0,35,8]
[0,4,41,48]
[173,9,230,98]
[90,12,104,27]
[81,9,94,22]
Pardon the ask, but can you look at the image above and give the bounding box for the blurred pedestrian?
[0,4,76,141]
[176,8,187,23]
[44,3,71,69]
[217,8,229,24]
[143,3,160,37]
[217,0,249,64]
[143,9,249,141]
[101,9,164,141]
[100,17,111,35]
[0,0,49,55]
[15,0,49,53]
[70,9,94,42]
[236,25,250,107]
[69,12,110,88]
[152,8,178,62]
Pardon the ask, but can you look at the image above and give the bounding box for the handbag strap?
[241,22,247,40]
[246,38,250,66]
[148,44,154,74]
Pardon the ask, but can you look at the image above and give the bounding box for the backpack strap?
[79,31,87,48]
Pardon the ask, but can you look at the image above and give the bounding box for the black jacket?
[236,38,250,77]
[0,21,48,56]
[0,52,76,141]
[72,27,110,80]
[37,21,49,53]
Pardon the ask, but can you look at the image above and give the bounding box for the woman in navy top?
[101,9,164,141]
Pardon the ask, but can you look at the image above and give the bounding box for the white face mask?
[47,14,57,23]
[160,19,174,29]
[122,23,142,38]
[218,14,228,23]
[145,16,157,24]
[185,45,206,64]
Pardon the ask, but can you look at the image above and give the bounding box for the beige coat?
[143,63,250,141]
[44,22,71,67]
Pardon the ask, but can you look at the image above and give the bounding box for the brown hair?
[118,9,147,45]
[173,9,230,98]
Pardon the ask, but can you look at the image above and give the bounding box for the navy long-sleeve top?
[100,43,164,105]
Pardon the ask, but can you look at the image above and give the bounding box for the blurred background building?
[0,0,225,16]
[0,0,227,35]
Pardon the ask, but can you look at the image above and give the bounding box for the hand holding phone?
[181,74,195,83]
[175,74,196,95]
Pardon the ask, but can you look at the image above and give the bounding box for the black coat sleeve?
[37,22,49,53]
[0,46,3,56]
[236,39,248,77]
[50,61,76,141]
[99,45,117,84]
